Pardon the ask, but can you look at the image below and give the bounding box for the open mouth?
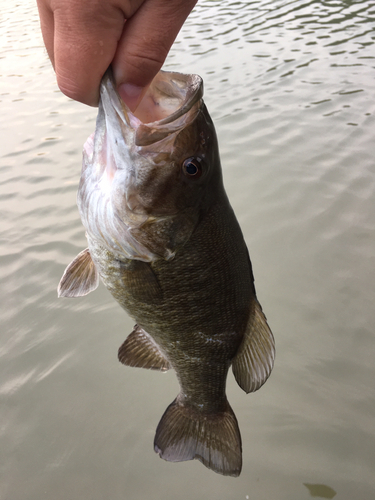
[131,71,203,125]
[83,71,205,187]
[123,72,203,148]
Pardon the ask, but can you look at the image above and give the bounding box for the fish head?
[78,70,222,261]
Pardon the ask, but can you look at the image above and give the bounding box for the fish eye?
[182,157,203,178]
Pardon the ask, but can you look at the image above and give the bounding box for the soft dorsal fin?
[58,248,99,298]
[118,325,171,371]
[232,300,275,393]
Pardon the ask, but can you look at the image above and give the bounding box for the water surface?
[1,1,375,499]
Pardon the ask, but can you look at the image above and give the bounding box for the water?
[1,1,374,498]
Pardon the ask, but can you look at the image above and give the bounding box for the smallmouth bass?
[58,70,275,477]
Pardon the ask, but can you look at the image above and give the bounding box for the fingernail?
[117,83,144,112]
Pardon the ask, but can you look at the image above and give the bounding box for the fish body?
[59,71,275,477]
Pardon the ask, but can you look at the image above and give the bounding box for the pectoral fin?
[58,248,99,298]
[118,325,171,371]
[119,260,163,304]
[232,300,275,393]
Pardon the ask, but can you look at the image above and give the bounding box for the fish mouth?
[84,69,204,186]
[101,69,204,147]
[131,71,203,127]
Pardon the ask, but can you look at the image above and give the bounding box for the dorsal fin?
[232,300,275,393]
[58,248,99,298]
[118,325,171,371]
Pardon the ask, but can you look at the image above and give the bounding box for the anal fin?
[232,300,275,393]
[118,325,171,371]
[58,248,99,298]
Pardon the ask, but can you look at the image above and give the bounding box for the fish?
[58,70,275,477]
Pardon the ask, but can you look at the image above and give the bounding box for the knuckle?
[56,71,98,106]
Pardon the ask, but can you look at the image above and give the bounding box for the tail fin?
[154,397,242,477]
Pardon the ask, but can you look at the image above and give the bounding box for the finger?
[52,2,131,105]
[112,0,197,111]
[36,0,55,66]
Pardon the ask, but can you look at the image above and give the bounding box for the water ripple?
[1,1,375,499]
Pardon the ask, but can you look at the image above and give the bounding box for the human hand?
[37,0,197,109]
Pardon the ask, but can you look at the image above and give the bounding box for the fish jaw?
[77,70,214,262]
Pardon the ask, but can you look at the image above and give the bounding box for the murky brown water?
[1,1,375,499]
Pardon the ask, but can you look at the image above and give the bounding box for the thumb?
[112,0,197,111]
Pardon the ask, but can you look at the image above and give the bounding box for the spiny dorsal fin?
[118,325,171,371]
[154,397,242,477]
[58,248,99,298]
[232,300,275,394]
